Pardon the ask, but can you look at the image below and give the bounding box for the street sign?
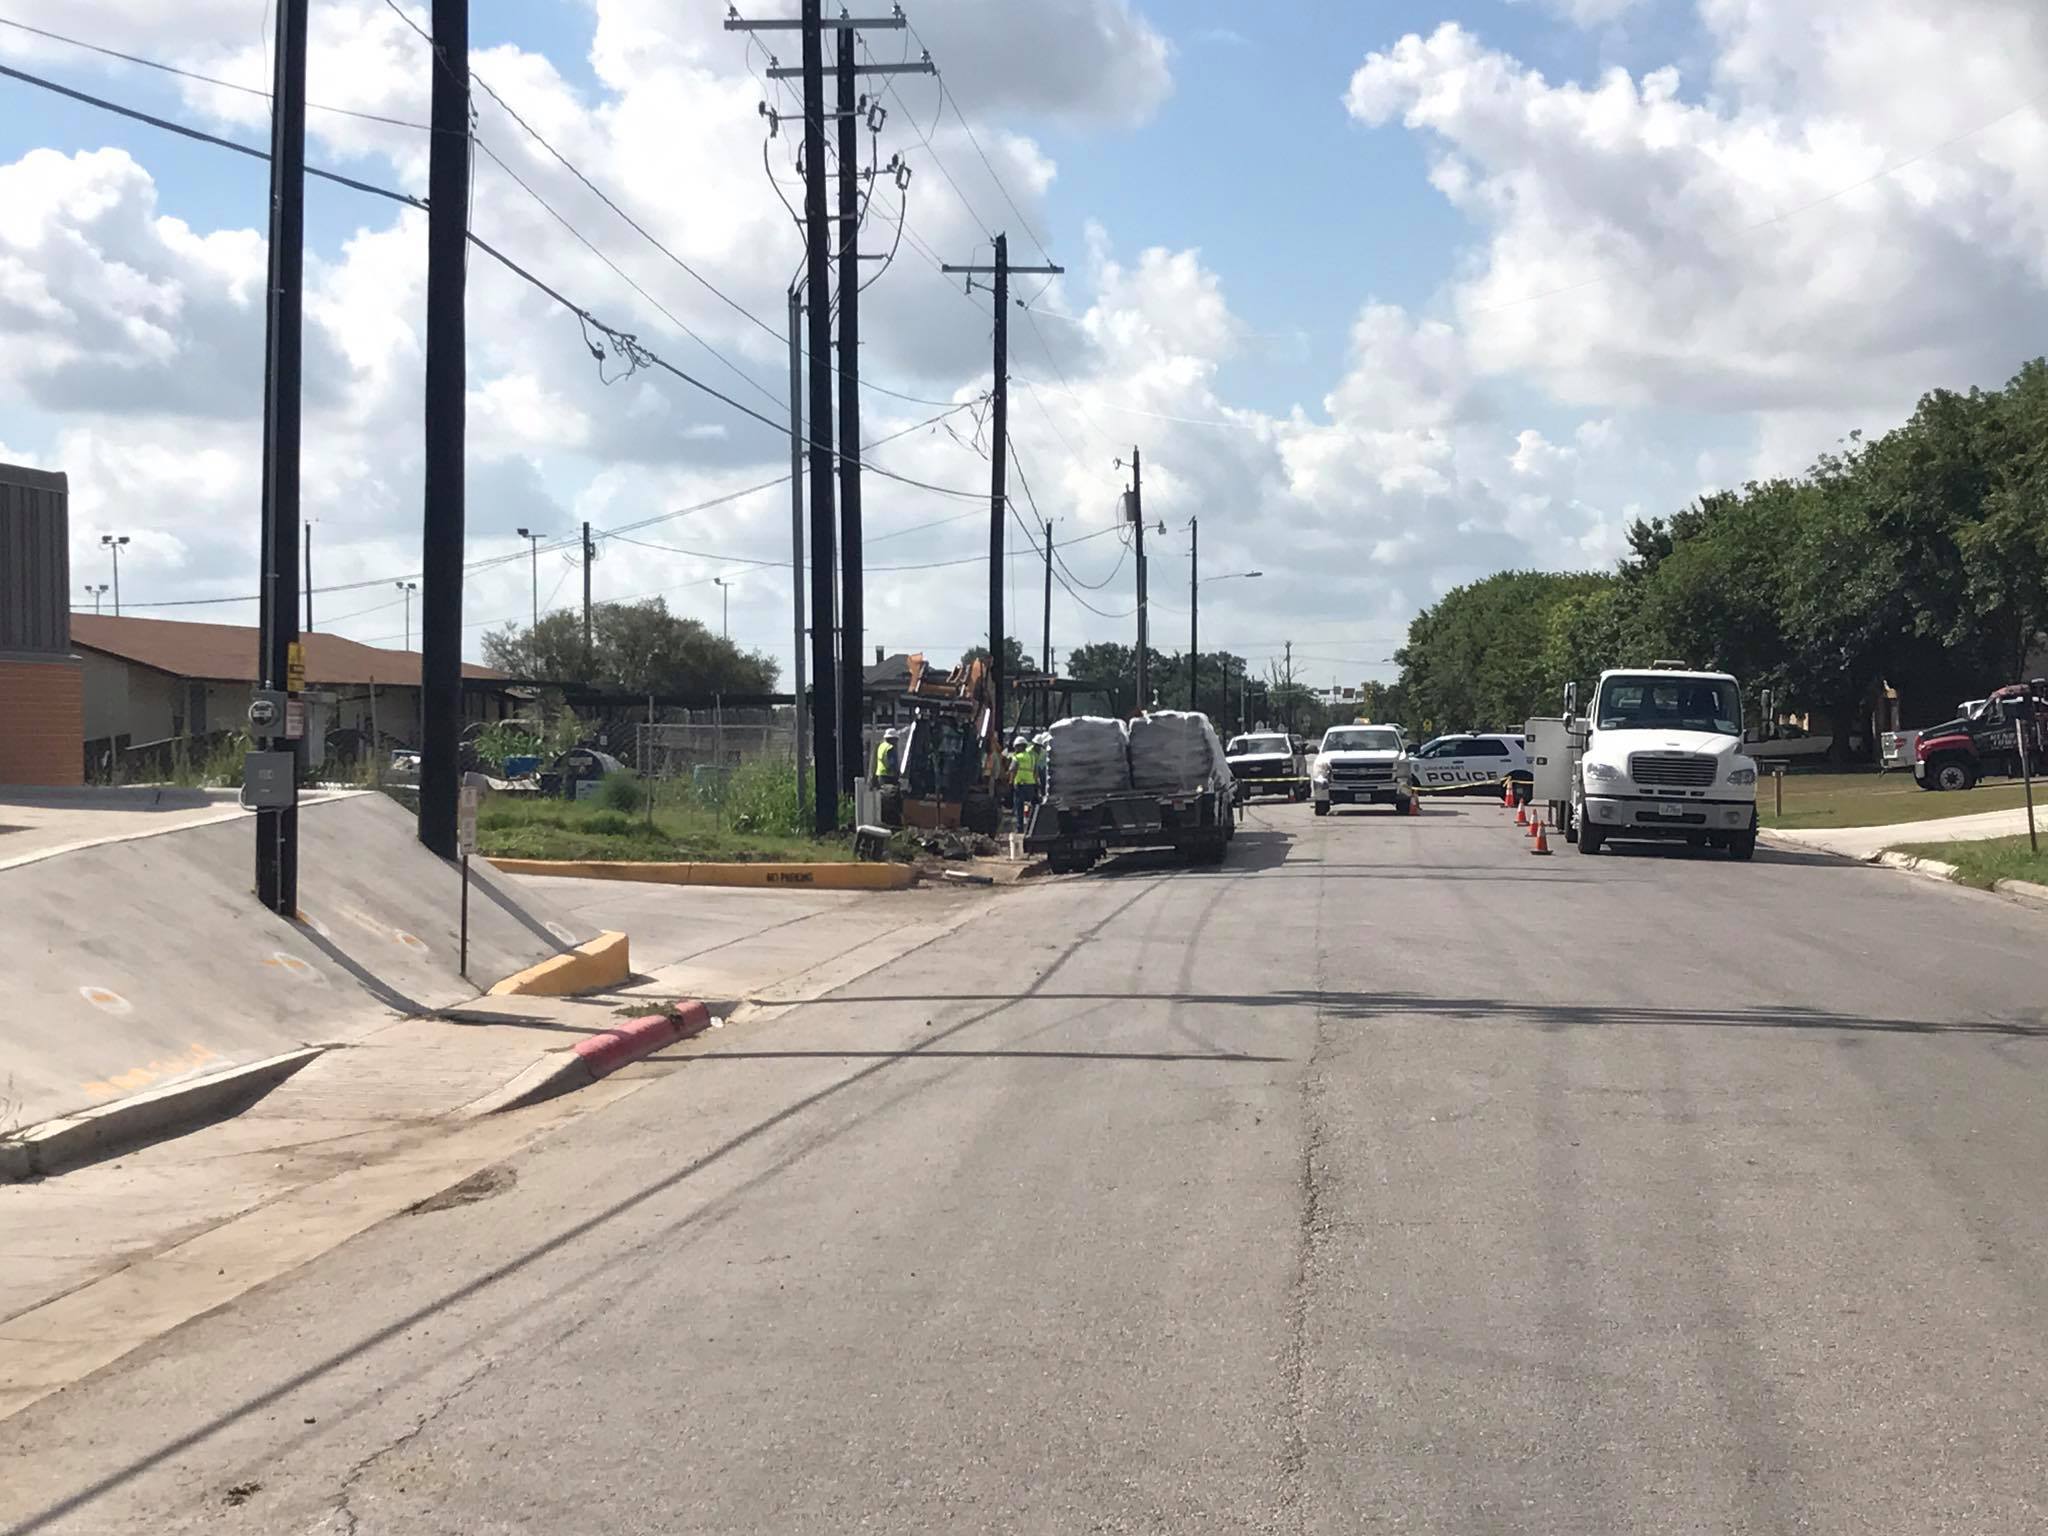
[283,697,306,741]
[286,640,306,694]
[457,784,480,856]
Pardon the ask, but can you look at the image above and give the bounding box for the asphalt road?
[5,798,2048,1533]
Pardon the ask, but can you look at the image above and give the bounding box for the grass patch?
[1886,832,2048,890]
[476,792,854,864]
[1756,770,2041,830]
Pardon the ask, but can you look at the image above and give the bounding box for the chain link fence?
[634,709,795,791]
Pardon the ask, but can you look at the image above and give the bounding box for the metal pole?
[2021,691,2040,855]
[788,284,808,811]
[1188,517,1198,713]
[836,23,865,799]
[801,0,839,832]
[303,522,313,631]
[417,0,469,859]
[255,0,306,917]
[459,854,470,977]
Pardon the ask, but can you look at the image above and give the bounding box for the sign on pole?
[457,782,480,856]
[286,639,306,694]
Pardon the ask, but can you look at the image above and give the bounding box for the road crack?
[326,1350,502,1534]
[1278,814,1337,1533]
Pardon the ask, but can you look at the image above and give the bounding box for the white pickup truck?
[1536,665,1760,860]
[1310,724,1413,816]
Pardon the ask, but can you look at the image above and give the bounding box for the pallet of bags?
[1128,710,1229,796]
[1045,716,1132,802]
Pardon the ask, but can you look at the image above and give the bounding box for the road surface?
[4,799,2046,1533]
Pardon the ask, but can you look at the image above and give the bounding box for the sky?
[4,0,2047,695]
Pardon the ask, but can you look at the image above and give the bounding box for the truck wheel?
[1578,820,1604,856]
[1563,804,1579,844]
[1728,829,1757,861]
[1931,758,1977,792]
[1294,782,1310,802]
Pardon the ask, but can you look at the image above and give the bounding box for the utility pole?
[581,520,595,668]
[516,527,543,632]
[714,576,732,638]
[1130,448,1148,712]
[254,0,307,916]
[84,584,107,615]
[733,3,928,825]
[417,0,470,859]
[943,234,1062,736]
[303,522,313,632]
[395,582,417,649]
[1041,516,1054,676]
[835,23,864,798]
[1188,516,1198,713]
[787,283,808,811]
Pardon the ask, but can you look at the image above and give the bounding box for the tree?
[483,599,779,695]
[960,637,1037,679]
[1065,642,1171,717]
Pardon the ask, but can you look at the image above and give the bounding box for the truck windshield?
[1228,735,1291,755]
[1596,676,1741,735]
[1322,729,1401,753]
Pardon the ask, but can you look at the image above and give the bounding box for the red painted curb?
[572,1001,713,1080]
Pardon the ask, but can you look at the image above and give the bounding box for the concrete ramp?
[2,792,601,1131]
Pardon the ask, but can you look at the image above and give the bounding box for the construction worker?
[873,729,899,782]
[1009,731,1041,827]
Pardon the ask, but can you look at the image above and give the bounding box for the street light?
[713,576,734,639]
[99,534,130,616]
[395,581,418,650]
[515,528,544,631]
[83,583,109,615]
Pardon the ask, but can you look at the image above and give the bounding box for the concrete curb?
[1873,850,1962,880]
[0,1048,323,1182]
[489,857,916,891]
[467,1002,712,1115]
[487,930,631,997]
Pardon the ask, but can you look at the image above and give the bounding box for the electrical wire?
[0,12,433,129]
[386,0,960,411]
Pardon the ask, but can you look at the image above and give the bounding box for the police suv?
[1408,733,1533,797]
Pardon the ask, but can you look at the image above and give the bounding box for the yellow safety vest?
[1013,745,1040,785]
[875,738,897,776]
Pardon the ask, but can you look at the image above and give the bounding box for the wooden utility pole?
[943,236,1063,736]
[730,3,927,831]
[835,25,864,797]
[1188,516,1198,713]
[1041,516,1054,676]
[418,0,469,858]
[255,0,307,914]
[581,520,595,666]
[1130,448,1148,712]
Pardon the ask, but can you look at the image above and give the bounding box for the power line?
[386,0,960,411]
[0,12,433,129]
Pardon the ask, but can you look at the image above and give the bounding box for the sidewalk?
[1769,802,2047,860]
[0,877,995,1420]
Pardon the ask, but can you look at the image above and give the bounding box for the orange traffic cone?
[1527,814,1540,838]
[1501,784,1513,809]
[1515,803,1528,826]
[1408,791,1420,816]
[1531,821,1551,855]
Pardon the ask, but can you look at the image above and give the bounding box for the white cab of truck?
[1311,725,1413,816]
[1568,665,1760,860]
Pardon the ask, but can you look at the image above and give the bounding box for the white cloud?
[1346,13,2048,472]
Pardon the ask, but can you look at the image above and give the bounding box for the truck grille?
[1232,761,1286,778]
[1628,753,1716,788]
[1332,765,1393,782]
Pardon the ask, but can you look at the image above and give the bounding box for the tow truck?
[1914,681,2048,791]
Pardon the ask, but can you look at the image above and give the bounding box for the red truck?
[1914,682,2047,791]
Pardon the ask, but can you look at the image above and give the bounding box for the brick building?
[0,463,84,785]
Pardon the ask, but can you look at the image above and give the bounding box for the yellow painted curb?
[488,930,632,997]
[487,859,917,892]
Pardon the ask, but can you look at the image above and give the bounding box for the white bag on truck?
[1046,716,1132,802]
[1128,711,1229,796]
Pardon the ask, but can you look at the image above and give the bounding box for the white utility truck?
[1533,663,1760,860]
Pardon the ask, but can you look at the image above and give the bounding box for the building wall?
[0,655,83,784]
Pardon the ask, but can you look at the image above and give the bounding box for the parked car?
[1408,732,1533,796]
[1224,731,1307,801]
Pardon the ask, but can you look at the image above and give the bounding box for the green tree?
[483,599,779,695]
